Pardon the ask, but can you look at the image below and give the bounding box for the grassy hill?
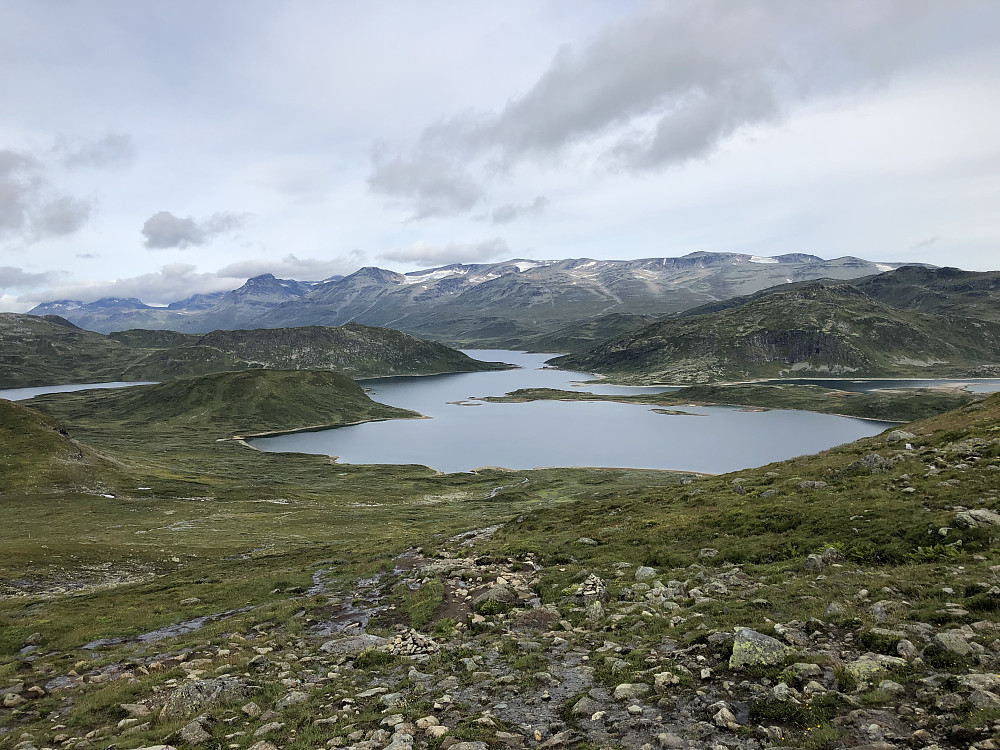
[0,314,508,388]
[553,284,1000,383]
[29,369,420,437]
[0,399,121,494]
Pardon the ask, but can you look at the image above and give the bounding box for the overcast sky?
[2,0,999,310]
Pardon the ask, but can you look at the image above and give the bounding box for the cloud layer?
[368,0,984,219]
[379,238,510,267]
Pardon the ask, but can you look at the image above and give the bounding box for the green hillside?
[0,314,507,388]
[29,369,420,437]
[0,399,121,494]
[554,284,1000,383]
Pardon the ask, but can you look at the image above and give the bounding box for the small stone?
[179,597,201,606]
[253,722,284,738]
[180,719,211,745]
[242,702,262,718]
[275,691,308,710]
[426,726,448,739]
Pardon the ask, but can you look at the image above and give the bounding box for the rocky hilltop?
[554,284,1000,384]
[0,315,507,389]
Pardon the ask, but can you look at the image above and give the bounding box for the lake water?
[249,351,897,474]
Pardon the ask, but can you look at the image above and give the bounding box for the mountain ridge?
[28,253,914,341]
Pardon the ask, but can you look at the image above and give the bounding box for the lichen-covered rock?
[728,628,792,670]
[161,677,258,718]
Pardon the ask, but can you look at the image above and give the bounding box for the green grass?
[486,383,981,421]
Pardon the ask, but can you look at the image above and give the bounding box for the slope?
[553,284,1000,383]
[29,369,420,437]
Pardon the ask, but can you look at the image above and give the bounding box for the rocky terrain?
[4,518,1000,750]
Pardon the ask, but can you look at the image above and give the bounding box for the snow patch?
[876,264,894,272]
[749,255,779,264]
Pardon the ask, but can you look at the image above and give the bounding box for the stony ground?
[3,523,1000,750]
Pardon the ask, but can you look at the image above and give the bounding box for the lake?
[249,351,899,474]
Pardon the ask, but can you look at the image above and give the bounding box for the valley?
[3,260,1000,750]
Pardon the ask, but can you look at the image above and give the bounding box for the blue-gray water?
[249,351,897,474]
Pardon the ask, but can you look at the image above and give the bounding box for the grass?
[486,383,982,422]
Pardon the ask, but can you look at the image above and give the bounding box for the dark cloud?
[141,210,249,249]
[59,133,135,170]
[0,266,61,289]
[491,196,549,224]
[0,147,93,241]
[379,238,509,267]
[370,1,992,215]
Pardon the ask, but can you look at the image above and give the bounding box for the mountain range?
[30,253,907,344]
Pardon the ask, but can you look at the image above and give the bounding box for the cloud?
[0,266,62,289]
[215,253,359,281]
[19,263,229,306]
[141,210,249,249]
[379,237,510,267]
[369,1,987,216]
[491,196,549,224]
[59,133,135,170]
[75,252,100,259]
[0,147,93,241]
[910,236,940,249]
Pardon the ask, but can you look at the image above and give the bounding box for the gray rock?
[955,509,1000,528]
[886,429,916,443]
[933,630,972,656]
[612,683,651,701]
[253,722,284,738]
[473,584,516,609]
[180,719,211,745]
[634,566,658,582]
[570,696,603,717]
[319,634,387,655]
[275,690,308,710]
[804,554,824,571]
[247,743,278,750]
[161,677,258,717]
[449,743,489,750]
[729,628,792,670]
[798,481,828,489]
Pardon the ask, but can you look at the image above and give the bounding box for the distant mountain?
[0,314,508,389]
[552,283,1000,384]
[27,253,910,343]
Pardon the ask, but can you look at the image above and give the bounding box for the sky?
[1,0,999,311]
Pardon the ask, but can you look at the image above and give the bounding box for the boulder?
[634,566,658,582]
[729,628,792,670]
[955,509,1000,528]
[161,677,258,718]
